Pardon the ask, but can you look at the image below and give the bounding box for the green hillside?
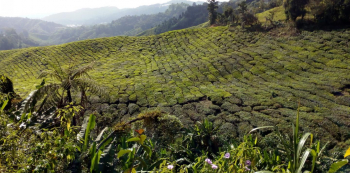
[1,26,350,144]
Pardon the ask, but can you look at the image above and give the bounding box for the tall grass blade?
[310,149,316,173]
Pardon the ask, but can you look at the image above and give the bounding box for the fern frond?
[47,59,65,77]
[38,70,63,82]
[18,84,61,113]
[74,78,107,98]
[71,62,95,80]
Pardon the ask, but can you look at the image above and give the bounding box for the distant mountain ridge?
[45,3,191,45]
[0,17,64,35]
[0,17,64,50]
[0,0,206,49]
[42,7,120,26]
[42,0,205,26]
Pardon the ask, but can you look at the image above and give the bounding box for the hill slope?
[1,27,350,145]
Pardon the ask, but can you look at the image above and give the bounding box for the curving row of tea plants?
[0,26,349,147]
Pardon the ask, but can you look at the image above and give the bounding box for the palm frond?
[38,70,63,82]
[74,78,108,98]
[71,62,95,80]
[61,78,72,90]
[47,58,65,77]
[19,84,61,114]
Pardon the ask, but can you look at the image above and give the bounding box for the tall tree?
[307,0,350,25]
[284,0,309,22]
[238,1,248,14]
[207,0,219,25]
[224,6,235,24]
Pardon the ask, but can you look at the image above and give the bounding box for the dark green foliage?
[139,3,211,36]
[284,0,309,21]
[238,1,248,14]
[223,6,235,24]
[0,75,14,94]
[207,0,219,25]
[308,0,350,25]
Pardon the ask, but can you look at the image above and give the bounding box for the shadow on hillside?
[297,19,350,32]
[228,24,271,33]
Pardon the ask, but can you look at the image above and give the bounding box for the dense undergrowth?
[1,102,350,172]
[0,89,349,172]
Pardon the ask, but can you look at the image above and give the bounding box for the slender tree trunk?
[67,87,77,126]
[67,87,72,103]
[79,88,87,125]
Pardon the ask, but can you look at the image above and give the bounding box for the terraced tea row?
[0,27,349,144]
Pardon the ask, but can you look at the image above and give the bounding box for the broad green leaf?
[89,142,96,159]
[345,147,350,158]
[90,150,102,173]
[77,115,90,141]
[98,137,113,151]
[329,159,348,173]
[98,140,116,172]
[117,149,132,158]
[95,127,110,143]
[83,114,96,151]
[255,171,274,173]
[126,137,140,143]
[140,135,147,145]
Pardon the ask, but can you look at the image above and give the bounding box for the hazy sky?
[0,0,229,18]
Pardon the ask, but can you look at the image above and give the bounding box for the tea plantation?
[0,26,350,146]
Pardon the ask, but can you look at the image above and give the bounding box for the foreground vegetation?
[0,94,349,172]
